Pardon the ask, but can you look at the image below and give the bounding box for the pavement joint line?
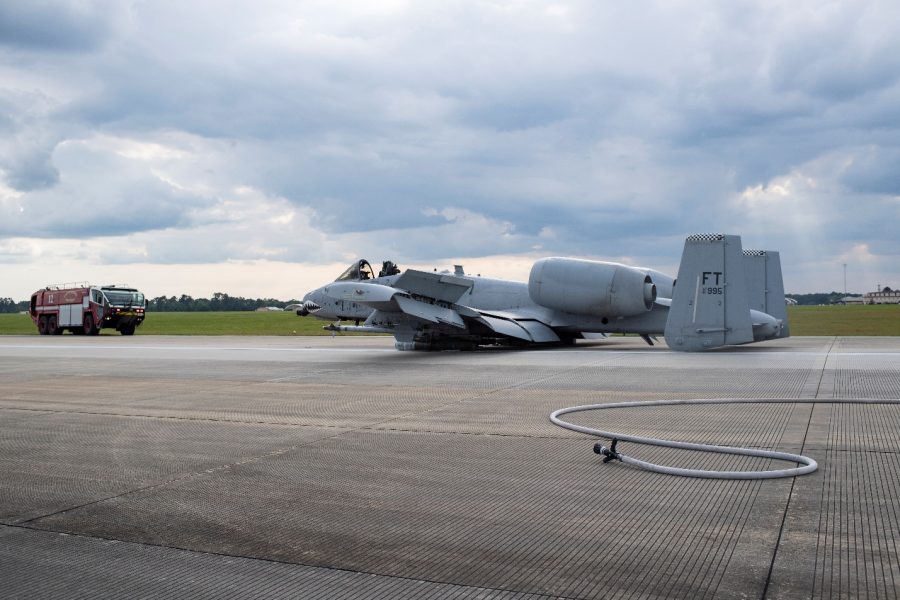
[358,425,837,451]
[6,402,897,450]
[811,448,900,455]
[1,523,583,600]
[264,372,342,383]
[760,403,814,599]
[813,337,839,399]
[710,475,769,597]
[12,428,355,527]
[0,404,590,440]
[761,339,834,599]
[0,405,352,431]
[712,403,803,596]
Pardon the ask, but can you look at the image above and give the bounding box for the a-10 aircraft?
[297,234,790,351]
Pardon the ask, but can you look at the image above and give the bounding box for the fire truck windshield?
[102,289,145,307]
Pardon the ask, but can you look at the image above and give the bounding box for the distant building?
[864,287,900,305]
[838,296,864,305]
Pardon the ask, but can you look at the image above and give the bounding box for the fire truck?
[29,283,146,335]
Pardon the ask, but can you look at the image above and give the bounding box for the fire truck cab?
[30,283,146,336]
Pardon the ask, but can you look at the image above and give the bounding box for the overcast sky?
[2,0,899,300]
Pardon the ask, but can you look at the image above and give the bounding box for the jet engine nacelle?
[528,258,657,317]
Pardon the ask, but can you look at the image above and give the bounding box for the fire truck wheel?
[47,315,59,335]
[38,316,48,335]
[120,324,136,336]
[83,314,99,336]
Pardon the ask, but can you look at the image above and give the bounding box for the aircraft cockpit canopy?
[335,259,401,281]
[336,260,376,281]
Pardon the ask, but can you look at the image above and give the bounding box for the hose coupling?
[593,438,622,463]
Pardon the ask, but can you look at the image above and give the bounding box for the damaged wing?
[327,272,560,344]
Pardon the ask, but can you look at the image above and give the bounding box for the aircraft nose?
[296,292,322,316]
[296,301,321,316]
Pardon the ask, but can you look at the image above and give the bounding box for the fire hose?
[550,398,900,479]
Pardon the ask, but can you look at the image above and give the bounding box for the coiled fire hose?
[550,398,900,479]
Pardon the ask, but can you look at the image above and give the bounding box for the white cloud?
[1,0,899,298]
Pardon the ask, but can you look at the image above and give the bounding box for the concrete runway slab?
[1,335,898,598]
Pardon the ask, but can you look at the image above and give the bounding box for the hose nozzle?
[593,438,622,463]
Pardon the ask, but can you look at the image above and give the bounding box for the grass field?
[0,311,344,336]
[785,304,900,336]
[1,305,899,336]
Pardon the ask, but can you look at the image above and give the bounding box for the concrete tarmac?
[1,335,898,599]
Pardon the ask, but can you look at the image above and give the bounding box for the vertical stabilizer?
[743,249,790,338]
[664,234,754,351]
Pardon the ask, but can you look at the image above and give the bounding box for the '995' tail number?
[701,271,723,295]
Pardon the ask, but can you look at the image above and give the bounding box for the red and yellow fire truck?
[29,283,147,335]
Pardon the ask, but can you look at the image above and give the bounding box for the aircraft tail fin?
[664,234,754,351]
[743,249,790,338]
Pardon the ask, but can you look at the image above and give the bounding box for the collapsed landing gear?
[395,334,477,351]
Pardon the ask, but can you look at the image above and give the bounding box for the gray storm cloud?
[0,0,898,296]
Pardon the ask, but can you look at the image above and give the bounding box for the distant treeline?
[786,292,862,305]
[0,293,298,313]
[147,292,299,312]
[0,298,29,313]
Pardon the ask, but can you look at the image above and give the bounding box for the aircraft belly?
[552,306,669,334]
